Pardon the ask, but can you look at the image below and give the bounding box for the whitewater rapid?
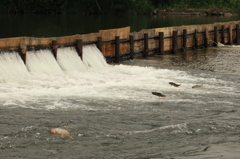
[0,44,237,111]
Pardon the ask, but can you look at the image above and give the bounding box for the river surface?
[0,43,239,159]
[0,14,240,38]
[1,14,240,159]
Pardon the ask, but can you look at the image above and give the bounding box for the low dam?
[0,20,240,65]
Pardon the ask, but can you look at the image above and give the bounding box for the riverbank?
[152,8,239,16]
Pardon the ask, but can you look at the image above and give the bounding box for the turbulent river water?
[0,44,240,159]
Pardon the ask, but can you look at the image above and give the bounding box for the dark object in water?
[192,85,203,89]
[203,145,210,151]
[152,92,166,97]
[169,82,181,87]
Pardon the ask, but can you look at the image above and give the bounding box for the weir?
[0,20,240,64]
[82,44,109,68]
[0,44,108,75]
[26,49,63,75]
[0,51,28,76]
[57,46,86,72]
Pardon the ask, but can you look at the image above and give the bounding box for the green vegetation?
[2,0,240,14]
[155,0,240,13]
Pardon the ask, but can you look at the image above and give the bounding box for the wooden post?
[52,40,58,59]
[229,25,233,45]
[204,28,209,48]
[214,26,218,46]
[76,39,83,59]
[97,36,102,52]
[236,24,239,44]
[194,29,199,49]
[172,31,178,53]
[143,33,148,58]
[159,32,164,54]
[115,36,120,63]
[183,29,187,51]
[19,42,26,64]
[221,25,225,44]
[129,35,134,59]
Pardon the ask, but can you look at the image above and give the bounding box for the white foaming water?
[0,45,237,110]
[0,63,235,110]
[0,51,28,76]
[82,44,108,68]
[57,46,86,72]
[26,49,63,75]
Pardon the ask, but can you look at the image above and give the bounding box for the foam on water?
[0,46,239,159]
[125,123,189,134]
[0,63,236,110]
[202,46,240,74]
[0,45,237,110]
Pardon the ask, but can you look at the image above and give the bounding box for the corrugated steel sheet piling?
[97,36,102,52]
[236,24,239,44]
[129,35,134,59]
[214,26,218,46]
[52,40,58,59]
[19,42,26,64]
[115,36,120,63]
[194,29,199,49]
[172,31,178,53]
[76,39,83,59]
[159,32,164,54]
[221,25,225,44]
[204,28,209,48]
[143,33,149,58]
[183,29,187,51]
[229,25,233,45]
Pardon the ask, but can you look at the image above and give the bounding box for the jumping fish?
[192,85,203,89]
[48,126,74,139]
[152,92,166,97]
[169,82,181,87]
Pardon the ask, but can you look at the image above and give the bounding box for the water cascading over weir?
[1,20,240,68]
[0,44,108,76]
